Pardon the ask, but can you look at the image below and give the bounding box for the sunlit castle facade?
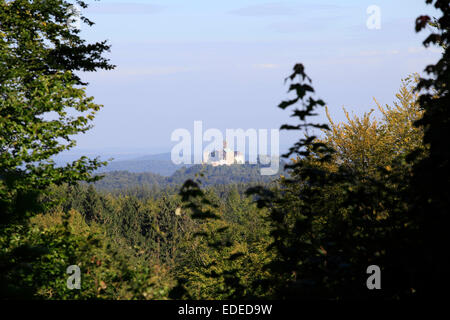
[203,141,245,166]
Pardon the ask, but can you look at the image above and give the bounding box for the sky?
[66,0,442,159]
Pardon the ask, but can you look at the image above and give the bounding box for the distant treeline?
[92,163,284,192]
[96,158,183,176]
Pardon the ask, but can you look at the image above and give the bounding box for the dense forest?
[1,0,449,300]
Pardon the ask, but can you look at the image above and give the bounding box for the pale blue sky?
[69,0,441,156]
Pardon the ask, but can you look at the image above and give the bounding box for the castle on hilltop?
[203,141,245,166]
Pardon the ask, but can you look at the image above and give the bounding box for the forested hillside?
[93,163,282,191]
[95,153,186,176]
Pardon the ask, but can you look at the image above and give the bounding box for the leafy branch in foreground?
[0,0,114,298]
[409,0,450,297]
[246,63,434,298]
[170,174,273,299]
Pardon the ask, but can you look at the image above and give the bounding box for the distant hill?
[95,153,283,178]
[97,159,181,176]
[96,153,188,176]
[93,162,285,191]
